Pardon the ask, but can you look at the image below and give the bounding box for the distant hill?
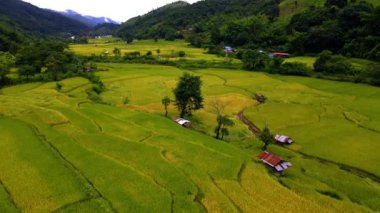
[279,0,380,17]
[118,0,279,40]
[57,10,119,28]
[0,0,88,36]
[89,23,120,37]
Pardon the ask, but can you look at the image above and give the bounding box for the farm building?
[274,134,294,145]
[224,46,236,53]
[255,93,267,103]
[271,52,290,58]
[174,117,191,128]
[258,151,292,173]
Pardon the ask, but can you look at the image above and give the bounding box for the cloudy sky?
[22,0,200,22]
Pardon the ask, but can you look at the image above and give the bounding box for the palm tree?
[215,114,234,140]
[161,96,171,117]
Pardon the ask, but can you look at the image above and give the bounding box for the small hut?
[174,117,191,128]
[258,151,292,173]
[224,46,236,53]
[274,134,294,145]
[255,93,267,103]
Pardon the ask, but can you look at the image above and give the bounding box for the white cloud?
[22,0,200,22]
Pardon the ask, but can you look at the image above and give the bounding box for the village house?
[274,134,294,145]
[224,46,236,53]
[270,52,290,58]
[174,117,191,128]
[258,151,292,173]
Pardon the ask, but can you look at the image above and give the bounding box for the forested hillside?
[0,18,27,53]
[118,0,379,61]
[118,0,279,41]
[0,0,88,36]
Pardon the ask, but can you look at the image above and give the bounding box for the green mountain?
[89,23,120,37]
[0,0,89,36]
[118,0,279,40]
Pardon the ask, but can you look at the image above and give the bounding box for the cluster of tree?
[240,50,311,76]
[190,0,380,61]
[162,73,235,141]
[161,73,204,118]
[313,50,380,86]
[287,0,380,60]
[15,39,84,81]
[0,37,104,89]
[240,48,380,86]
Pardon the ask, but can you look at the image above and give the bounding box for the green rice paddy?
[0,39,379,212]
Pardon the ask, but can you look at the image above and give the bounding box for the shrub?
[87,90,103,103]
[314,51,353,75]
[325,56,353,74]
[178,51,186,57]
[368,44,380,61]
[92,84,103,94]
[267,57,284,73]
[314,50,333,72]
[56,82,63,91]
[367,64,380,86]
[123,97,130,105]
[279,62,311,76]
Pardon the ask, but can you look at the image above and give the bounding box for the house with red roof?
[258,151,292,173]
[272,52,290,58]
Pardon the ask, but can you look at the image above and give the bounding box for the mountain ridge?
[0,0,88,35]
[57,9,120,27]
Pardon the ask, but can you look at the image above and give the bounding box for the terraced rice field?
[1,40,380,212]
[70,39,241,64]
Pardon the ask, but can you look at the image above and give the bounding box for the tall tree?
[45,52,67,81]
[0,51,15,85]
[161,96,171,117]
[214,114,235,140]
[173,73,203,117]
[259,126,274,150]
[113,48,121,58]
[242,50,268,71]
